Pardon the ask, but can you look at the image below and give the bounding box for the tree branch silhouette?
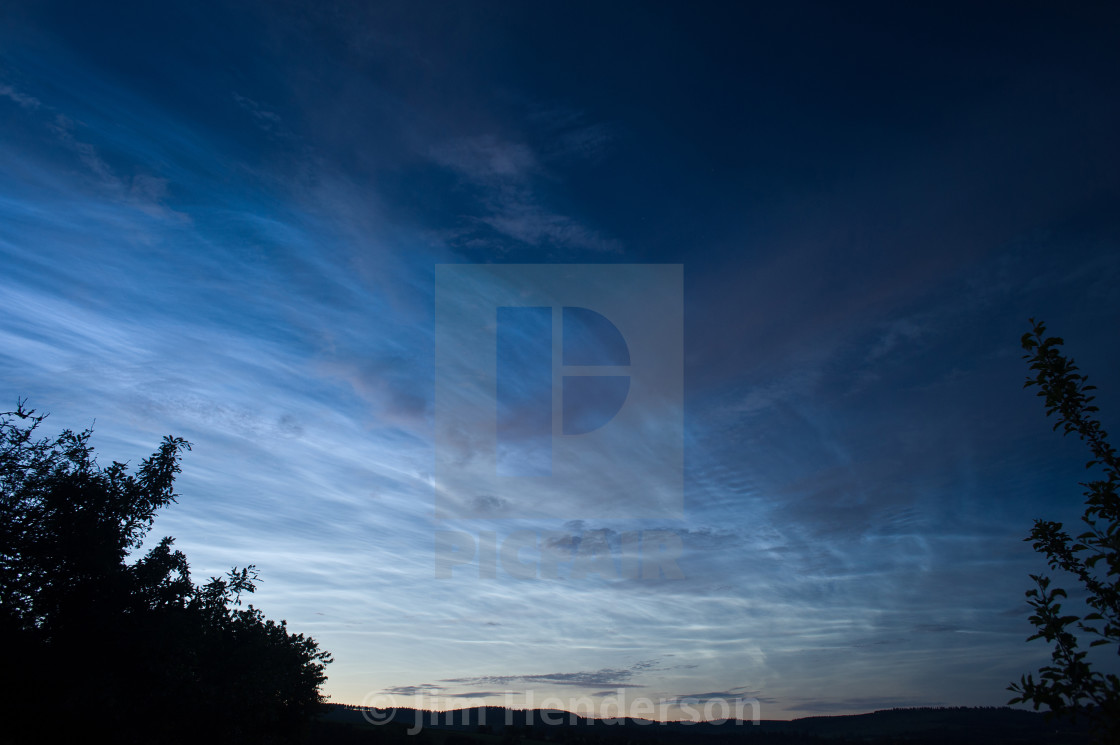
[1008,321,1120,741]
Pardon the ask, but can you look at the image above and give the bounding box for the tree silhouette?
[0,400,331,744]
[1008,321,1120,741]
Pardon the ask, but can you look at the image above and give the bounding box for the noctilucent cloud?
[2,0,1119,720]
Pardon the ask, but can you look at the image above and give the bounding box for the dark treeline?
[314,704,1089,745]
[0,402,331,745]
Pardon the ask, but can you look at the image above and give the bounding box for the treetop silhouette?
[0,399,331,744]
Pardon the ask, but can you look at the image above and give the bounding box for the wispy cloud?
[429,135,537,180]
[442,661,659,690]
[0,81,42,110]
[232,92,293,139]
[384,684,445,696]
[428,133,620,253]
[4,90,191,223]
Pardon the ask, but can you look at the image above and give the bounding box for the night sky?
[2,0,1120,720]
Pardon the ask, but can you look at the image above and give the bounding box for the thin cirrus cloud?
[441,664,654,691]
[428,133,622,254]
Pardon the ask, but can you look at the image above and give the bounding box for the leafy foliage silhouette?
[0,401,331,744]
[1008,321,1120,740]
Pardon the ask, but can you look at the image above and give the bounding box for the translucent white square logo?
[435,264,683,519]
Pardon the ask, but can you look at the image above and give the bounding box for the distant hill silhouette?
[312,704,1088,744]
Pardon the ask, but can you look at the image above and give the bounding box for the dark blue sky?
[2,0,1119,719]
